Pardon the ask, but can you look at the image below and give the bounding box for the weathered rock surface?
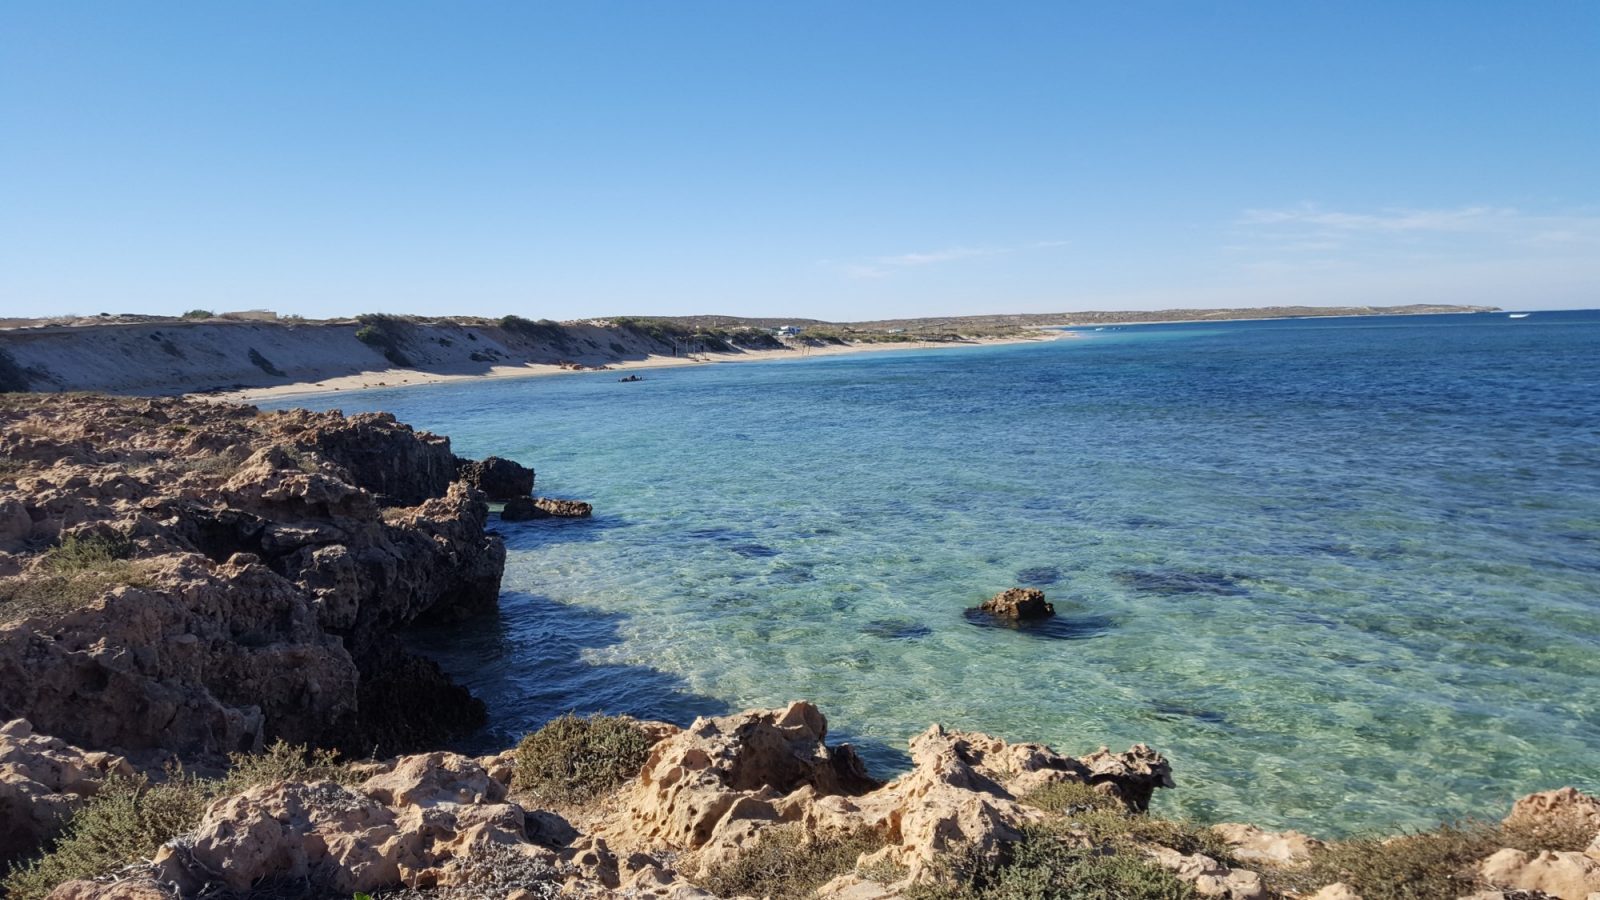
[501,496,593,521]
[534,497,592,518]
[54,748,712,900]
[1479,847,1600,900]
[56,704,1177,899]
[455,455,535,501]
[612,701,1173,883]
[0,395,505,761]
[1506,787,1600,835]
[1146,845,1267,899]
[1475,787,1600,900]
[0,719,132,862]
[977,587,1054,620]
[1212,821,1324,866]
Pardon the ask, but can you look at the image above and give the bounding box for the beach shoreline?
[196,332,1065,403]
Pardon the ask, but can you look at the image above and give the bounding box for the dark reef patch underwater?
[269,310,1600,833]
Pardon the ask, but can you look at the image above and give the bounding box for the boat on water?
[1508,313,1530,319]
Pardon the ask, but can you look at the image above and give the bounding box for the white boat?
[1508,313,1530,319]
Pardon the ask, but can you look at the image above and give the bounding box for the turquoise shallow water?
[265,311,1600,834]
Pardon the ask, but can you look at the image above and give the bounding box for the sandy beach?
[198,332,1065,403]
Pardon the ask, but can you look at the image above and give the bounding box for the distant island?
[0,304,1497,398]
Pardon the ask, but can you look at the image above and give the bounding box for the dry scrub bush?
[699,825,889,900]
[510,713,652,805]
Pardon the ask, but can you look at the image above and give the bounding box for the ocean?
[263,310,1600,833]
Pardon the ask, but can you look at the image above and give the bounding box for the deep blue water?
[264,310,1600,833]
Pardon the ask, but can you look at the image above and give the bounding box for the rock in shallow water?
[455,455,535,500]
[501,496,594,520]
[977,587,1055,620]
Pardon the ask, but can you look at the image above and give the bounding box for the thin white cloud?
[1239,204,1512,233]
[830,239,1070,280]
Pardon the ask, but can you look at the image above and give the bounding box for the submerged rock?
[977,587,1055,620]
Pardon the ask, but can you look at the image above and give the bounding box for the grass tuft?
[1021,781,1125,816]
[699,825,888,900]
[510,713,652,804]
[0,534,155,620]
[1282,823,1499,900]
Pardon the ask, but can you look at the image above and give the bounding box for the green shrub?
[499,315,571,349]
[510,713,651,804]
[220,739,356,792]
[1286,824,1500,900]
[699,825,888,900]
[1,742,353,900]
[180,309,213,319]
[1,775,210,900]
[908,825,1196,900]
[353,315,414,367]
[1065,808,1236,863]
[0,535,155,620]
[45,533,136,571]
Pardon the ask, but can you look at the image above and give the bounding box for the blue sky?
[2,2,1596,321]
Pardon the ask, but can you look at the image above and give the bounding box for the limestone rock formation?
[455,455,535,501]
[611,701,1173,883]
[1212,822,1324,866]
[1505,787,1600,835]
[0,395,505,760]
[977,587,1055,620]
[1479,847,1600,900]
[0,719,132,862]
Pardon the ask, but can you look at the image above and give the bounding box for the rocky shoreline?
[1,394,1596,900]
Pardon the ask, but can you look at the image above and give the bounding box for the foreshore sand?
[198,332,1066,403]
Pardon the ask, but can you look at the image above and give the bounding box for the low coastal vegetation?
[0,533,158,620]
[1274,815,1600,900]
[510,712,653,805]
[700,825,891,900]
[907,825,1200,900]
[354,312,416,367]
[2,743,355,900]
[497,314,573,350]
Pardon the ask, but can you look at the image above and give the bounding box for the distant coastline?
[0,304,1497,400]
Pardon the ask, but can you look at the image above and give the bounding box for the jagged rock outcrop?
[0,719,132,862]
[1476,786,1600,900]
[53,748,711,900]
[610,701,1173,883]
[47,704,1179,899]
[976,587,1054,621]
[454,455,535,501]
[0,395,505,761]
[1479,848,1600,900]
[1505,787,1600,835]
